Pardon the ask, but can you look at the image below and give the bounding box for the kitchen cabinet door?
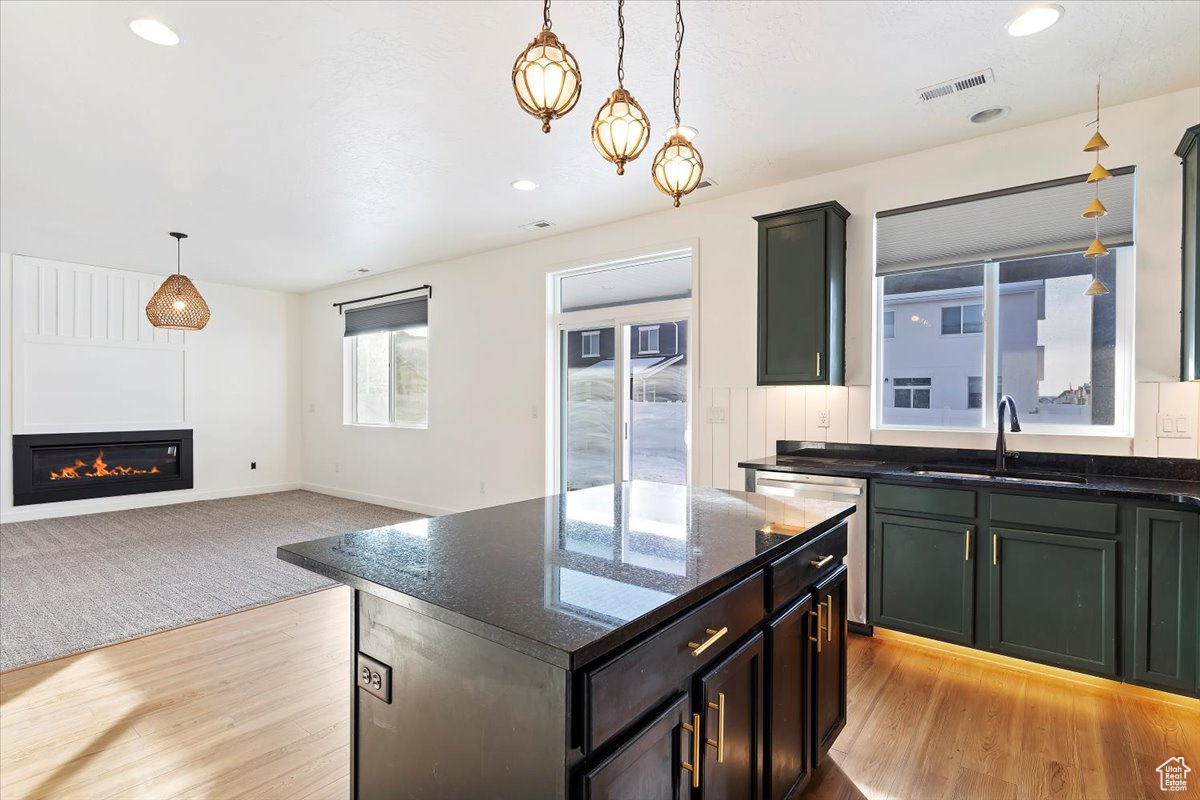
[755,202,849,385]
[869,513,976,645]
[765,594,812,800]
[1130,508,1199,694]
[811,565,847,765]
[989,527,1118,676]
[1178,124,1200,381]
[696,632,765,800]
[580,693,689,800]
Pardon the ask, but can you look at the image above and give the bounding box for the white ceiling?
[1,1,1197,292]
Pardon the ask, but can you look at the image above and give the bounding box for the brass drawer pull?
[809,607,824,654]
[824,596,834,642]
[993,533,998,566]
[810,554,835,569]
[688,626,728,657]
[816,351,822,377]
[964,530,971,562]
[681,713,701,788]
[705,692,726,762]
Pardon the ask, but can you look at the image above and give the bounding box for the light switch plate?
[356,652,391,703]
[707,407,728,424]
[1158,413,1194,439]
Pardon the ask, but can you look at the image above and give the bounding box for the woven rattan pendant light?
[146,232,211,330]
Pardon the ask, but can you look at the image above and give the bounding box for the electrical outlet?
[356,652,391,703]
[480,481,486,494]
[250,461,257,470]
[1158,413,1193,439]
[532,404,538,419]
[707,407,728,424]
[817,409,830,428]
[308,403,315,413]
[334,462,340,473]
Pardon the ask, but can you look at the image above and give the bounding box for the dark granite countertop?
[278,481,854,670]
[739,443,1200,508]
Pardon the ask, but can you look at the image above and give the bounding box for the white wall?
[0,253,303,521]
[300,87,1200,514]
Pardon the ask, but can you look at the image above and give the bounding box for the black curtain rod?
[333,284,432,314]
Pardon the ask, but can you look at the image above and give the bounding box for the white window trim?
[343,328,430,430]
[872,251,1134,437]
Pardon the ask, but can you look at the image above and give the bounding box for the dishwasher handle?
[755,478,862,497]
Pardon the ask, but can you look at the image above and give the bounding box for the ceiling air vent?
[696,177,718,190]
[520,220,555,231]
[917,68,995,102]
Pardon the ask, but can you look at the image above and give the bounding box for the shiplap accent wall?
[696,385,870,490]
[11,256,189,433]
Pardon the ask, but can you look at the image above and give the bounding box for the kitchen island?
[278,481,855,800]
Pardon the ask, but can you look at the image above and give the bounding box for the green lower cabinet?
[989,527,1118,677]
[870,513,975,645]
[1130,508,1200,694]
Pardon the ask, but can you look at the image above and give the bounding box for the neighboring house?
[564,321,688,404]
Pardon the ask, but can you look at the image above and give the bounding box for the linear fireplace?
[12,430,193,506]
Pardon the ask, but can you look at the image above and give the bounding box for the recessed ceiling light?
[129,18,180,46]
[511,179,539,191]
[970,106,1010,124]
[1005,5,1063,37]
[667,125,698,142]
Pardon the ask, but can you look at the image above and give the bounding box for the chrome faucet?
[996,395,1022,471]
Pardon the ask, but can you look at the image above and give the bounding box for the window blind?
[343,296,428,337]
[875,168,1135,275]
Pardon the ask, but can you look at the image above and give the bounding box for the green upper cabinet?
[755,202,849,385]
[1179,124,1200,382]
[1130,508,1199,695]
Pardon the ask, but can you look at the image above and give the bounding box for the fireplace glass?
[31,442,182,488]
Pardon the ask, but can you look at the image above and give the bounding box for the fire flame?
[49,450,160,481]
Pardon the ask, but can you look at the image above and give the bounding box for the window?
[893,377,931,409]
[345,295,429,427]
[875,170,1134,434]
[967,376,983,409]
[941,303,983,335]
[638,326,660,354]
[581,330,600,358]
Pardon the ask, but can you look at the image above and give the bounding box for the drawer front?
[873,482,976,519]
[767,523,848,611]
[583,570,765,753]
[990,493,1118,535]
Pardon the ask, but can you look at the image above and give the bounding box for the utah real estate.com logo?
[1158,757,1191,792]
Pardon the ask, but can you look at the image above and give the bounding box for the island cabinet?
[277,484,857,800]
[868,482,1200,696]
[755,201,850,386]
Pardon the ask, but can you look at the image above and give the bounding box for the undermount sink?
[905,465,1087,486]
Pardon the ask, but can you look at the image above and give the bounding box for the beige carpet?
[0,490,423,671]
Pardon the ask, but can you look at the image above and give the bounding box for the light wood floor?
[2,587,1198,800]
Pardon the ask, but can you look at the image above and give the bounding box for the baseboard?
[0,482,303,523]
[300,482,455,517]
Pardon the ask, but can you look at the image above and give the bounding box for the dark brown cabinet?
[811,565,848,763]
[765,594,812,800]
[696,632,765,800]
[581,694,690,800]
[755,202,849,386]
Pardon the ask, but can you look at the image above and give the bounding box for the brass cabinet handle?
[810,554,835,569]
[705,692,726,762]
[688,627,728,657]
[964,530,971,562]
[816,351,822,377]
[809,607,824,654]
[681,713,701,788]
[993,533,998,566]
[824,596,834,642]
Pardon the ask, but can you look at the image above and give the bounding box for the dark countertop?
[278,481,854,670]
[738,444,1200,508]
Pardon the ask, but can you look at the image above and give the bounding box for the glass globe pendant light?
[651,0,703,207]
[512,0,582,133]
[592,0,650,175]
[146,232,211,330]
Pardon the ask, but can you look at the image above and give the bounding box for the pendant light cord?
[616,0,625,88]
[176,236,182,277]
[672,0,684,127]
[543,0,551,31]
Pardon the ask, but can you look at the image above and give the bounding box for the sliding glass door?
[561,326,617,491]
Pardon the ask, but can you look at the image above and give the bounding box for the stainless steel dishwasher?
[752,470,868,628]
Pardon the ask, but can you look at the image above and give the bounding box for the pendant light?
[650,0,703,207]
[146,232,211,330]
[591,0,650,175]
[1082,79,1110,296]
[512,0,582,133]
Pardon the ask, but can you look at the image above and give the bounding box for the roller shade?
[343,296,428,337]
[876,168,1135,275]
